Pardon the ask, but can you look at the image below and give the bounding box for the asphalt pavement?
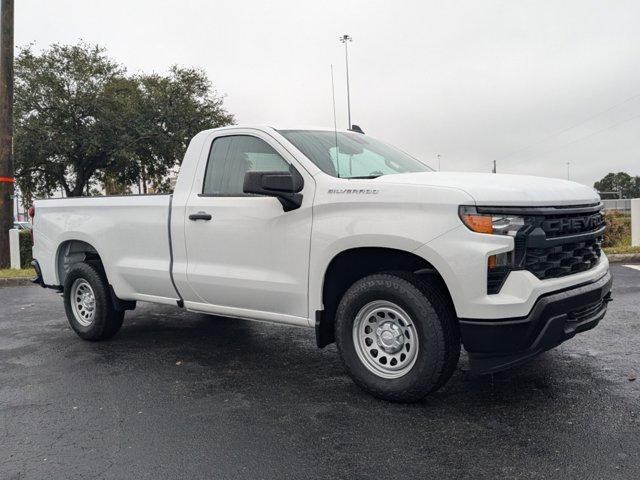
[1,264,639,480]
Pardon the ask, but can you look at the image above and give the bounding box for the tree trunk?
[104,174,116,196]
[67,169,86,197]
[103,172,127,196]
[141,164,147,194]
[70,182,85,197]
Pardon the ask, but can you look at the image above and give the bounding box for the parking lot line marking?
[623,264,640,271]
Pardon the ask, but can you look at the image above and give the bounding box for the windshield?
[278,130,432,179]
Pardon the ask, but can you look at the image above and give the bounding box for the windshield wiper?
[347,175,382,179]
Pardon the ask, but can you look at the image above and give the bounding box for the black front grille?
[482,203,605,292]
[524,235,603,280]
[523,205,604,280]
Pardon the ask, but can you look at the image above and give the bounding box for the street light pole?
[339,34,352,129]
[0,0,14,268]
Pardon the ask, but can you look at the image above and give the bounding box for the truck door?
[181,130,314,323]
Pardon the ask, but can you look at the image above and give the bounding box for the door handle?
[189,211,212,221]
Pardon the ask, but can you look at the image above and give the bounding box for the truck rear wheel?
[335,272,460,402]
[63,263,124,341]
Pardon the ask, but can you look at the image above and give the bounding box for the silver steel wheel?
[352,300,419,379]
[70,278,96,327]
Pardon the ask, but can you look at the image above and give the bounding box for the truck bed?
[33,195,178,303]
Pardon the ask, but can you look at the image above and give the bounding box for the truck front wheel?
[335,272,460,402]
[63,263,125,341]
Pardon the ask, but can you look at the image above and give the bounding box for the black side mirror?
[243,166,304,211]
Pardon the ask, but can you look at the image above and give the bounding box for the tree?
[105,66,235,194]
[14,42,234,200]
[14,43,125,198]
[593,172,640,199]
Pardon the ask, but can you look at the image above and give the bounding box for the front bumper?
[459,270,612,374]
[415,225,610,320]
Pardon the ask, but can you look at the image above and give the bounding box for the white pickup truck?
[31,126,612,402]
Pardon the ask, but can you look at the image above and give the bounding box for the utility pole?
[437,154,441,171]
[339,34,352,129]
[492,160,497,174]
[566,162,570,180]
[0,0,14,268]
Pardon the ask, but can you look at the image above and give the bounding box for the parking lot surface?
[1,264,639,479]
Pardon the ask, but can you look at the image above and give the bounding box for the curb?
[0,277,34,288]
[606,253,640,264]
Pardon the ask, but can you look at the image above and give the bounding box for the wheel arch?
[56,238,136,312]
[316,246,455,348]
[55,239,104,287]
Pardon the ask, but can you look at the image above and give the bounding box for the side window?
[202,137,232,195]
[202,135,290,196]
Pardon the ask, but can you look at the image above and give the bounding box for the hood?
[376,172,600,207]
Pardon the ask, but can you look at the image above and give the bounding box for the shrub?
[19,229,33,268]
[602,211,630,248]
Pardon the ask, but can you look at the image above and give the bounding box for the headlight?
[458,206,525,236]
[458,206,529,294]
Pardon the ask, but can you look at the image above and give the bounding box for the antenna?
[339,34,353,129]
[331,64,340,177]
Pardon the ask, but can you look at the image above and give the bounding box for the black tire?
[335,272,460,402]
[63,262,125,341]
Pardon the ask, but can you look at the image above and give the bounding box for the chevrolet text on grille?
[543,214,604,232]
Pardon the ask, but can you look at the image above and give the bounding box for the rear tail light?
[28,205,35,244]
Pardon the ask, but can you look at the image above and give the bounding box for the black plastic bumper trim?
[31,260,62,292]
[460,270,612,374]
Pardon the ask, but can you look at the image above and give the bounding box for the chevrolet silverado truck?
[31,126,612,402]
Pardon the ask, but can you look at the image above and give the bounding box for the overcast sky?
[17,0,640,186]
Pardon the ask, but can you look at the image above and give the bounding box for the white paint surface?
[632,199,640,247]
[9,229,21,269]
